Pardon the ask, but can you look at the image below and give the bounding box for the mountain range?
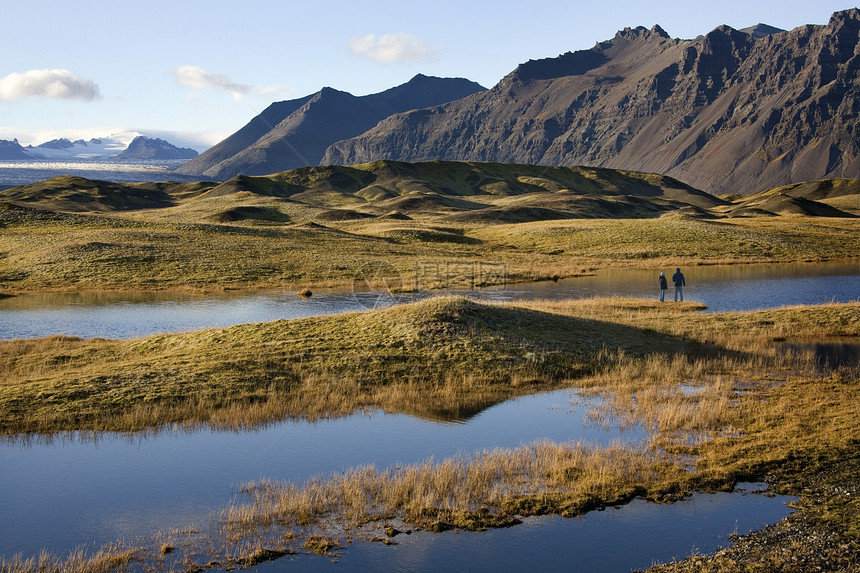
[178,9,860,196]
[0,135,197,161]
[174,74,486,179]
[325,9,860,196]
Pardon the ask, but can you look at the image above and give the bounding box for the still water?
[252,489,792,572]
[1,261,857,340]
[0,390,795,572]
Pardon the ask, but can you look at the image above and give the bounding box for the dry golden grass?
[2,297,858,437]
[2,186,858,295]
[222,440,688,538]
[0,544,140,573]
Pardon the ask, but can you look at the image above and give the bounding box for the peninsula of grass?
[2,296,857,436]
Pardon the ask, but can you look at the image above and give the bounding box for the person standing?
[659,271,668,302]
[672,267,686,302]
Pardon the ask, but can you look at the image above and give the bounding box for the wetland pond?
[1,261,856,570]
[1,391,796,572]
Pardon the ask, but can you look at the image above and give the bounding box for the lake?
[0,261,857,341]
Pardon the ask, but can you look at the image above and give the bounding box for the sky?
[0,0,855,151]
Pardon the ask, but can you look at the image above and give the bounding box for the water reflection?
[251,486,794,573]
[0,288,408,340]
[0,262,857,340]
[784,341,860,369]
[0,390,644,560]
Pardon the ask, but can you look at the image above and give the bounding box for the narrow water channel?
[0,261,857,340]
[249,487,793,572]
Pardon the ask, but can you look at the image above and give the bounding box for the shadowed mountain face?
[323,9,860,196]
[0,139,30,160]
[176,75,485,180]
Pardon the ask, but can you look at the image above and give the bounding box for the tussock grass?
[2,184,858,294]
[0,544,140,573]
[223,440,688,537]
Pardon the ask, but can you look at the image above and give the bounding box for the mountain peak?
[650,24,670,38]
[175,75,485,179]
[739,23,784,38]
[115,136,198,160]
[829,7,860,28]
[322,9,860,196]
[614,25,665,40]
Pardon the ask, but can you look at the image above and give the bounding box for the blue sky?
[1,0,854,150]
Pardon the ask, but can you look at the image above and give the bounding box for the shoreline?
[0,256,857,298]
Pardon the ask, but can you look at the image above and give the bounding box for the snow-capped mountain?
[23,137,129,160]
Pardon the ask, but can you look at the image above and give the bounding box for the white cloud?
[0,69,101,101]
[349,33,439,64]
[172,65,251,99]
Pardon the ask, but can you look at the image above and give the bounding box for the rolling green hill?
[0,161,857,293]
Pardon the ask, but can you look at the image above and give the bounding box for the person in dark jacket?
[672,267,686,302]
[659,271,668,302]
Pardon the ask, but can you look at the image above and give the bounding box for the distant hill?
[323,9,860,196]
[0,175,210,212]
[7,161,854,221]
[175,74,486,179]
[114,136,198,160]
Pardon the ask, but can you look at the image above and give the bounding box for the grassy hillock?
[0,175,212,212]
[0,296,697,434]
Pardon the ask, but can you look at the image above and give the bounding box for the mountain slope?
[323,9,860,196]
[176,74,485,179]
[0,139,31,160]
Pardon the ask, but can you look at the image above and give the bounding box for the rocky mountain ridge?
[323,9,860,195]
[175,74,486,179]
